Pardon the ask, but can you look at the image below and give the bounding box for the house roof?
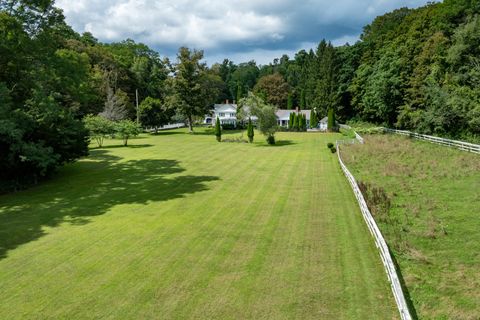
[319,117,328,123]
[276,109,311,120]
[213,104,237,113]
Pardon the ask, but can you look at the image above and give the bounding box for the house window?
[219,113,225,117]
[230,113,236,117]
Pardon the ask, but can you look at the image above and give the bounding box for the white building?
[319,117,328,131]
[206,103,317,129]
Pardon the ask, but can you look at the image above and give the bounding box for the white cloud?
[56,0,434,63]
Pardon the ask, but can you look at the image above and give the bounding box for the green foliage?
[166,47,221,132]
[138,97,171,132]
[330,146,337,153]
[327,142,334,149]
[253,73,289,107]
[327,108,336,131]
[115,119,140,146]
[287,93,293,109]
[300,90,306,109]
[215,117,222,142]
[288,112,294,129]
[239,92,277,144]
[247,118,254,143]
[310,110,318,129]
[83,115,114,147]
[0,87,88,192]
[292,112,299,131]
[266,135,275,145]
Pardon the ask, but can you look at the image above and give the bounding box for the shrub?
[266,135,275,145]
[330,146,337,153]
[83,115,115,147]
[247,118,254,143]
[327,142,334,149]
[221,123,236,130]
[115,120,141,146]
[215,117,221,142]
[293,113,299,131]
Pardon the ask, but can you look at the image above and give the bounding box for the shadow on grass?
[92,144,154,150]
[0,151,219,260]
[151,131,186,136]
[151,129,215,136]
[390,247,419,320]
[255,140,297,147]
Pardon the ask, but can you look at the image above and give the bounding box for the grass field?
[0,129,397,319]
[342,135,480,320]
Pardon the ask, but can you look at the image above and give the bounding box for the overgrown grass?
[342,134,480,320]
[0,129,397,319]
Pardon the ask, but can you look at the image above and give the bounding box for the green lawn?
[342,134,480,320]
[0,129,397,319]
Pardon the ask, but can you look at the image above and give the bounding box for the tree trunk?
[187,114,194,133]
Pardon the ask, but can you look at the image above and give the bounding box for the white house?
[319,117,328,131]
[206,102,319,129]
[276,109,312,128]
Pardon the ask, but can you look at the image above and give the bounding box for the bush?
[327,142,334,149]
[83,115,115,147]
[215,117,221,142]
[330,146,337,153]
[221,123,237,130]
[266,135,275,145]
[115,120,141,146]
[247,118,254,143]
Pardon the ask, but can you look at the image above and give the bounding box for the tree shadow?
[255,140,297,147]
[191,129,215,136]
[94,144,154,149]
[151,131,186,136]
[0,153,219,260]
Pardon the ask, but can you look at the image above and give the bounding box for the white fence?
[383,128,480,154]
[339,124,365,144]
[145,123,185,132]
[336,140,412,320]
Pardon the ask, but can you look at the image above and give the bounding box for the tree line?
[1,0,479,191]
[217,0,480,142]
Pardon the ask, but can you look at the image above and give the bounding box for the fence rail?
[383,128,480,154]
[336,141,412,320]
[339,124,365,144]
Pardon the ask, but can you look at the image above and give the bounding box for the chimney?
[296,106,299,113]
[226,99,229,104]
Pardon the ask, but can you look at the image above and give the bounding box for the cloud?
[56,0,434,64]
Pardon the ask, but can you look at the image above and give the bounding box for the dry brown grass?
[342,133,480,320]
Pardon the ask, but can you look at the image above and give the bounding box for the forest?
[1,0,479,190]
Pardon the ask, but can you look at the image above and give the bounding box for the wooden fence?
[383,128,480,154]
[336,133,412,320]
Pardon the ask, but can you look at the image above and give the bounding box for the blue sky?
[56,0,435,65]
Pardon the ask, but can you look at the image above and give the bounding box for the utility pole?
[136,89,139,125]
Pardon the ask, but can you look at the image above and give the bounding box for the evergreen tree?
[300,90,306,109]
[215,117,222,142]
[247,117,254,143]
[327,108,336,131]
[288,112,294,129]
[287,93,293,109]
[236,84,243,103]
[310,110,318,129]
[293,112,299,131]
[303,114,308,131]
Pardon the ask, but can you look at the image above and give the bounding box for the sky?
[56,0,434,65]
